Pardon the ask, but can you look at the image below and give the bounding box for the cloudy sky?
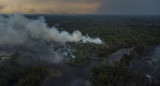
[0,0,160,14]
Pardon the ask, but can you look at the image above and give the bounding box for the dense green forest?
[0,52,49,86]
[0,15,160,86]
[42,15,160,64]
[44,15,160,85]
[90,63,157,86]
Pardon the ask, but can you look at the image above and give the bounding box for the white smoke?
[0,13,102,46]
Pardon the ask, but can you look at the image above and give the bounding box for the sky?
[0,0,160,15]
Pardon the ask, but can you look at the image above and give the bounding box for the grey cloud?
[97,0,160,15]
[0,5,5,10]
[36,0,100,3]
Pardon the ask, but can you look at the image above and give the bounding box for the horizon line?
[1,13,160,16]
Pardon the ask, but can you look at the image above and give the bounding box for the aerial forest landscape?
[0,0,160,86]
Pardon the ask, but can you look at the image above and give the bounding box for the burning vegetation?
[0,14,160,86]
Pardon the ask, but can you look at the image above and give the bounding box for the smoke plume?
[0,13,103,64]
[0,13,102,46]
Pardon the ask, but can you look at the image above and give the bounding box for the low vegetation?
[90,63,157,86]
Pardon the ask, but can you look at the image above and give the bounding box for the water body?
[129,45,160,83]
[151,45,160,59]
[104,48,133,64]
[42,47,132,86]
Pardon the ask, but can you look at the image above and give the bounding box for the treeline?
[0,66,48,86]
[90,63,158,86]
[89,44,160,86]
[53,16,160,64]
[0,52,49,86]
[25,15,160,85]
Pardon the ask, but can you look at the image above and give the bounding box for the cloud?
[35,0,100,3]
[97,0,160,15]
[0,5,5,10]
[2,0,160,14]
[0,0,100,14]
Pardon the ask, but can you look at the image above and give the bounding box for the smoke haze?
[0,13,103,64]
[0,13,102,46]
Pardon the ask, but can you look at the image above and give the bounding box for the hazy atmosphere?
[1,0,160,86]
[0,0,160,14]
